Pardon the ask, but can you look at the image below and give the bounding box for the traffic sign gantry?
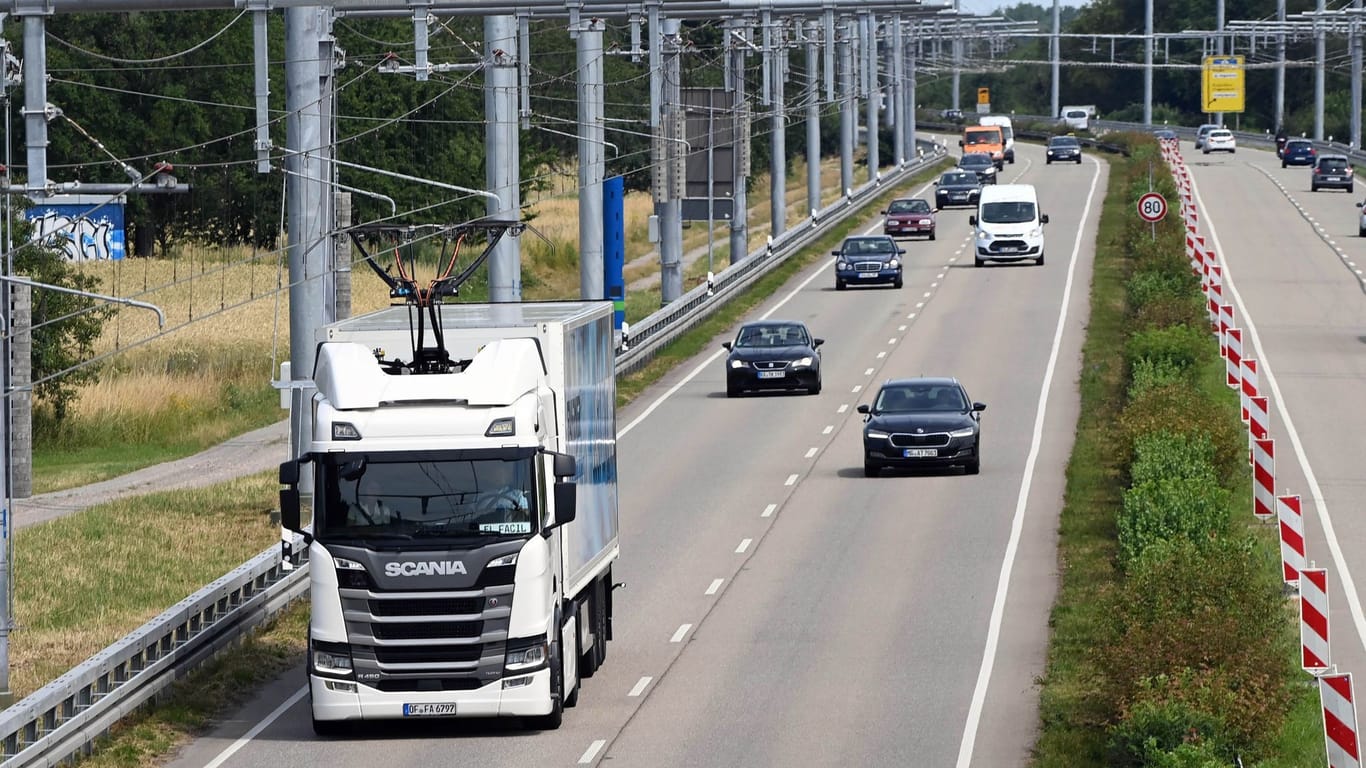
[1138,192,1167,223]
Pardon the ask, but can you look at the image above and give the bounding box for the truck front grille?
[369,597,483,616]
[372,621,484,640]
[372,644,484,665]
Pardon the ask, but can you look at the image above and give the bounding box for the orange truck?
[960,125,1005,170]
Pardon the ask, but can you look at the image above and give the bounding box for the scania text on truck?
[278,228,619,735]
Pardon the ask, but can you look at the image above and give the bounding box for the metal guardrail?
[0,137,951,766]
[0,538,308,767]
[616,138,951,374]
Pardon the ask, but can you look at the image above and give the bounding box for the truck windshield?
[964,131,998,146]
[316,453,539,542]
[980,201,1037,224]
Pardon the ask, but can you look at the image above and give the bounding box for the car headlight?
[949,427,976,438]
[793,356,814,368]
[977,231,994,242]
[837,260,849,270]
[1030,226,1044,238]
[888,258,900,269]
[730,359,746,369]
[1046,149,1054,155]
[865,429,890,440]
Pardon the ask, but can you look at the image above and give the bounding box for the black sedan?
[722,320,823,397]
[957,152,998,184]
[1046,135,1083,164]
[934,170,983,209]
[856,377,985,476]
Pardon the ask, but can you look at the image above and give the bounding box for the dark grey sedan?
[934,170,983,209]
[1046,135,1083,164]
[722,320,823,397]
[857,377,985,476]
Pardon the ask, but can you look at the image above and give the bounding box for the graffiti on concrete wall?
[25,198,127,261]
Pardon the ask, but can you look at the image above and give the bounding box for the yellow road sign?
[977,87,990,106]
[1202,55,1245,113]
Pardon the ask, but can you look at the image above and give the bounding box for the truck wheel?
[580,580,607,678]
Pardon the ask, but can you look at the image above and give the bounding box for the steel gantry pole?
[729,17,750,265]
[1214,0,1225,125]
[1315,0,1325,140]
[806,20,821,217]
[1050,0,1060,119]
[659,17,684,301]
[577,15,605,300]
[21,11,48,199]
[907,20,916,158]
[951,28,962,112]
[485,15,521,301]
[1353,2,1362,150]
[767,13,787,240]
[285,5,333,483]
[1143,0,1152,125]
[891,13,904,165]
[839,16,854,196]
[1275,0,1286,132]
[862,12,878,181]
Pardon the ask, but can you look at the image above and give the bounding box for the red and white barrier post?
[1320,672,1361,768]
[1302,567,1331,674]
[1253,438,1274,519]
[1279,495,1306,587]
[1250,395,1270,441]
[1225,328,1243,388]
[1219,304,1233,358]
[1241,358,1259,424]
[1208,265,1224,331]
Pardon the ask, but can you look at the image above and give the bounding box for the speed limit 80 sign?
[1137,192,1168,223]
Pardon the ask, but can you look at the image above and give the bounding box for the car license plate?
[998,247,1019,254]
[404,703,457,717]
[858,272,878,278]
[904,448,938,458]
[757,370,786,379]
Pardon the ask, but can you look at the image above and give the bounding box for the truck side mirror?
[552,452,577,479]
[279,488,302,532]
[1040,213,1050,225]
[280,459,300,485]
[968,215,977,226]
[550,481,577,531]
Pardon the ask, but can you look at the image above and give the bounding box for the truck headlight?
[865,429,890,439]
[312,643,354,676]
[949,427,976,438]
[505,636,549,673]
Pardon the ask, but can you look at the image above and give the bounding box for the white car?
[1203,129,1236,154]
[1356,199,1366,237]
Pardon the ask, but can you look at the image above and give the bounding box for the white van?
[969,184,1048,267]
[1059,106,1090,131]
[978,115,1015,164]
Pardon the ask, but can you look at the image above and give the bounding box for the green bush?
[1109,693,1234,767]
[1120,383,1245,485]
[1098,538,1296,754]
[1126,325,1210,379]
[1133,293,1207,331]
[1127,269,1198,310]
[1128,357,1191,398]
[1117,477,1230,565]
[1128,431,1218,486]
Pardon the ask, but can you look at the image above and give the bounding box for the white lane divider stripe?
[628,677,652,697]
[762,504,777,518]
[736,538,753,553]
[670,624,692,643]
[579,740,607,764]
[705,579,724,595]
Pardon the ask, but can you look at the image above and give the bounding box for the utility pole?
[1050,0,1060,119]
[577,15,605,300]
[1315,0,1325,140]
[806,20,821,218]
[1353,1,1362,149]
[1214,0,1225,125]
[728,18,750,266]
[285,6,334,486]
[891,14,904,165]
[766,13,787,241]
[1275,0,1286,132]
[839,16,854,197]
[1143,0,1152,125]
[485,15,521,301]
[658,17,683,302]
[863,12,878,182]
[907,21,916,158]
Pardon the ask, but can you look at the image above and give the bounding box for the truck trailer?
[279,300,619,735]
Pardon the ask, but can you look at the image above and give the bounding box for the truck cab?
[960,125,1006,170]
[977,116,1015,164]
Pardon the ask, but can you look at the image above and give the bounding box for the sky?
[955,0,1091,13]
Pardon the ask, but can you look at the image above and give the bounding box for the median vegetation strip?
[1032,135,1319,767]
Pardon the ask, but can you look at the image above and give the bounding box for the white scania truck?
[279,299,619,735]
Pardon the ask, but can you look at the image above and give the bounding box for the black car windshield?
[941,172,977,185]
[317,454,539,542]
[980,201,1037,224]
[888,199,931,214]
[842,238,896,255]
[960,154,992,166]
[736,325,808,348]
[1049,137,1080,147]
[876,384,968,413]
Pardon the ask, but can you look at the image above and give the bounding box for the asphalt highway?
[166,139,1106,768]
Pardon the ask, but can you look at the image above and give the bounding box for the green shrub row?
[1100,138,1298,766]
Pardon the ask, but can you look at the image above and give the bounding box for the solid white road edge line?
[955,155,1103,768]
[202,685,308,768]
[1191,170,1366,655]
